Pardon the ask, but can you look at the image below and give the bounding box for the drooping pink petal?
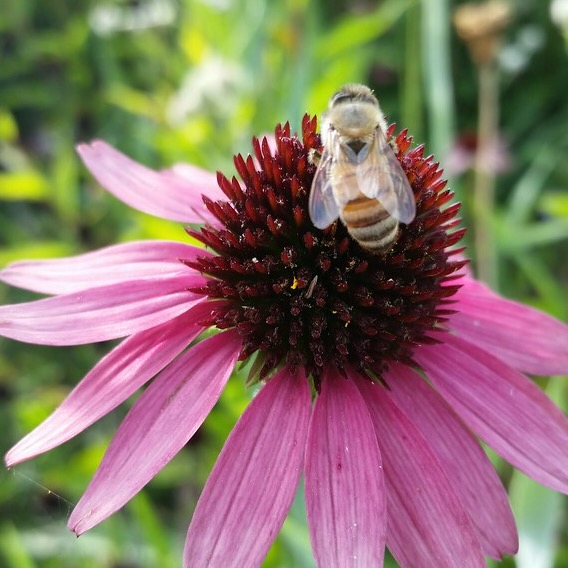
[167,164,226,200]
[385,364,518,559]
[353,370,485,568]
[183,366,312,568]
[68,329,241,535]
[452,278,568,375]
[77,141,221,224]
[5,301,225,467]
[416,334,568,494]
[0,274,206,345]
[0,241,210,295]
[305,368,386,568]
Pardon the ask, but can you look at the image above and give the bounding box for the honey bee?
[308,84,416,254]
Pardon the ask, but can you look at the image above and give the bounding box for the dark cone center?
[186,116,466,381]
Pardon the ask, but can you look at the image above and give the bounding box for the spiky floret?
[186,115,466,381]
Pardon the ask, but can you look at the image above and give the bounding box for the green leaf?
[0,172,49,201]
[315,0,413,59]
[539,192,568,218]
[501,219,568,251]
[0,109,19,141]
[0,523,37,568]
[505,149,556,225]
[127,492,179,568]
[0,242,75,266]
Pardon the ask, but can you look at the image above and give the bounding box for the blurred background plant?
[0,0,567,566]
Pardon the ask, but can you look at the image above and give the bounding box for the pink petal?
[305,368,386,568]
[385,364,518,559]
[354,370,485,568]
[416,334,568,494]
[4,301,225,467]
[0,274,206,345]
[452,278,568,375]
[77,141,222,224]
[0,241,210,295]
[68,329,241,535]
[167,164,226,200]
[183,366,312,568]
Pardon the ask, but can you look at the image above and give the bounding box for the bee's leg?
[308,148,322,166]
[388,139,400,154]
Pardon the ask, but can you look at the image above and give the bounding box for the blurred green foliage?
[0,0,567,566]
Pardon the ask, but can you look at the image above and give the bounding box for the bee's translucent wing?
[356,128,416,224]
[308,150,340,229]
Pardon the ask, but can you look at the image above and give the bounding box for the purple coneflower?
[2,114,568,567]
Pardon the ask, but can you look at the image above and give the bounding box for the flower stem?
[473,60,499,288]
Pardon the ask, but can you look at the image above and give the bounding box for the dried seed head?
[454,1,512,64]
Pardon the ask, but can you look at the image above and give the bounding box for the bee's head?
[322,84,387,146]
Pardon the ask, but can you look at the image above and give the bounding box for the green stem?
[473,60,499,288]
[421,0,455,160]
